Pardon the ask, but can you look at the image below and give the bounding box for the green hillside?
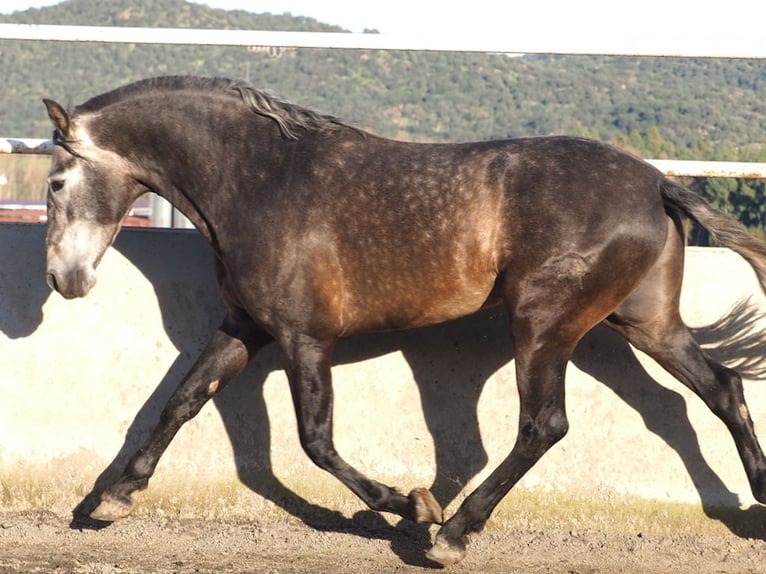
[2,0,766,153]
[1,0,766,234]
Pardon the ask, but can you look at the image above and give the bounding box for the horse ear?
[43,99,70,136]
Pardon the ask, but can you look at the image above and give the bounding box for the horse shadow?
[0,224,51,339]
[3,227,766,564]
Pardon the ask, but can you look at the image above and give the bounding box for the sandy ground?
[1,510,765,574]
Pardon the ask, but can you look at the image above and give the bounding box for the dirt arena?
[2,506,766,574]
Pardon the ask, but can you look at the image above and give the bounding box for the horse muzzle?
[46,265,97,299]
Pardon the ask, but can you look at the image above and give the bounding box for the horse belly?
[339,209,507,333]
[342,265,499,334]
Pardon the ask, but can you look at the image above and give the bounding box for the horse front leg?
[280,332,443,525]
[90,310,272,521]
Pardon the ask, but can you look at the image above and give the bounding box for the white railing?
[1,23,766,59]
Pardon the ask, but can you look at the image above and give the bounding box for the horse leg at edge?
[608,311,766,503]
[90,310,273,521]
[426,333,571,565]
[279,332,444,526]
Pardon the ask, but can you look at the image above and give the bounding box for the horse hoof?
[89,493,135,522]
[425,534,467,566]
[408,488,443,524]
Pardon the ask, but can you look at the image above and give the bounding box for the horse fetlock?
[408,488,443,524]
[425,533,468,566]
[89,492,136,522]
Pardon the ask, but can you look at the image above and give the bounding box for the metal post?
[150,195,173,228]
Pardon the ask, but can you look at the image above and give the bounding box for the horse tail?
[660,178,766,295]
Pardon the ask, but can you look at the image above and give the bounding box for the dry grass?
[5,465,759,539]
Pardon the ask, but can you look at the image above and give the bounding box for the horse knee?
[544,410,569,444]
[519,409,569,453]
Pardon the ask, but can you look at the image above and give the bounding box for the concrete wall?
[2,223,766,519]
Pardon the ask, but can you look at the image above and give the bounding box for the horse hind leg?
[605,216,766,506]
[608,301,766,503]
[426,310,578,565]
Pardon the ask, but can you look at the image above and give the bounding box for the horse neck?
[122,109,290,246]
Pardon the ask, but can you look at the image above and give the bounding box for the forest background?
[2,0,766,242]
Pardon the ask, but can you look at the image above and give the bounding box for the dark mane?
[76,75,351,140]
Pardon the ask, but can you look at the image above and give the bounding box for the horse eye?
[49,180,65,193]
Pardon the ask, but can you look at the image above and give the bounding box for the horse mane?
[76,75,352,140]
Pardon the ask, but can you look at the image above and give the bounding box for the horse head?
[43,99,146,299]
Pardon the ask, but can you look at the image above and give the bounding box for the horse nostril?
[75,268,96,296]
[46,271,59,293]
